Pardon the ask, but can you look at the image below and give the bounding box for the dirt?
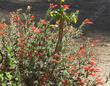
[86,30,110,86]
[80,1,110,85]
[0,1,49,22]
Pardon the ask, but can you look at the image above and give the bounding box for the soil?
[86,30,110,86]
[0,1,110,86]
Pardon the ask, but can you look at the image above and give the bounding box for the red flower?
[77,78,85,86]
[50,3,58,9]
[62,5,70,10]
[37,53,44,57]
[93,68,101,72]
[17,38,25,43]
[20,22,25,28]
[29,36,35,40]
[28,51,34,59]
[68,65,76,74]
[0,23,7,36]
[67,55,75,62]
[40,20,46,25]
[83,66,100,73]
[89,51,94,57]
[31,26,36,32]
[89,73,97,77]
[51,59,60,63]
[31,15,35,20]
[91,39,101,47]
[83,19,93,25]
[42,75,48,82]
[96,77,104,85]
[36,29,42,34]
[0,32,6,36]
[17,32,22,37]
[83,66,91,71]
[27,20,31,24]
[89,68,96,72]
[40,74,49,85]
[62,80,69,85]
[53,54,61,59]
[0,23,7,30]
[78,45,86,58]
[90,58,96,65]
[17,37,25,47]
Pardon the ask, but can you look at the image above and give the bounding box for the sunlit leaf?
[73,16,78,24]
[61,0,65,3]
[63,70,70,77]
[6,72,12,80]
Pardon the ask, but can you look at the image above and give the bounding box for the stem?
[55,19,64,52]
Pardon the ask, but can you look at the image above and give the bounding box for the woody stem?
[55,19,64,52]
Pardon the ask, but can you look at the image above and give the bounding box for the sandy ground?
[84,30,110,86]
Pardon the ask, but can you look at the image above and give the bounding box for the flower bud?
[27,5,31,10]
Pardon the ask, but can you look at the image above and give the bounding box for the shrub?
[0,0,105,86]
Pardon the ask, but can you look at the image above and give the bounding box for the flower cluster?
[0,23,7,36]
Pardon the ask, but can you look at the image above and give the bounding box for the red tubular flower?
[77,78,86,86]
[91,39,101,47]
[79,80,85,86]
[28,51,34,59]
[17,16,21,21]
[17,37,25,47]
[68,65,76,74]
[50,3,58,9]
[83,66,91,71]
[0,23,7,36]
[62,80,69,85]
[0,32,6,36]
[19,21,25,28]
[0,23,7,30]
[93,68,101,72]
[17,32,22,37]
[89,51,94,57]
[40,20,46,25]
[31,26,36,32]
[29,36,35,40]
[53,53,61,59]
[89,73,97,77]
[37,53,44,57]
[67,55,75,62]
[78,45,86,58]
[83,66,100,73]
[27,20,31,24]
[89,68,96,72]
[36,28,42,34]
[96,77,104,85]
[40,74,49,85]
[51,59,60,63]
[62,5,70,10]
[17,38,25,43]
[90,58,96,65]
[83,19,93,25]
[31,15,35,20]
[42,74,49,82]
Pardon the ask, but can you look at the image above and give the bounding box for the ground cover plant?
[0,0,107,86]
